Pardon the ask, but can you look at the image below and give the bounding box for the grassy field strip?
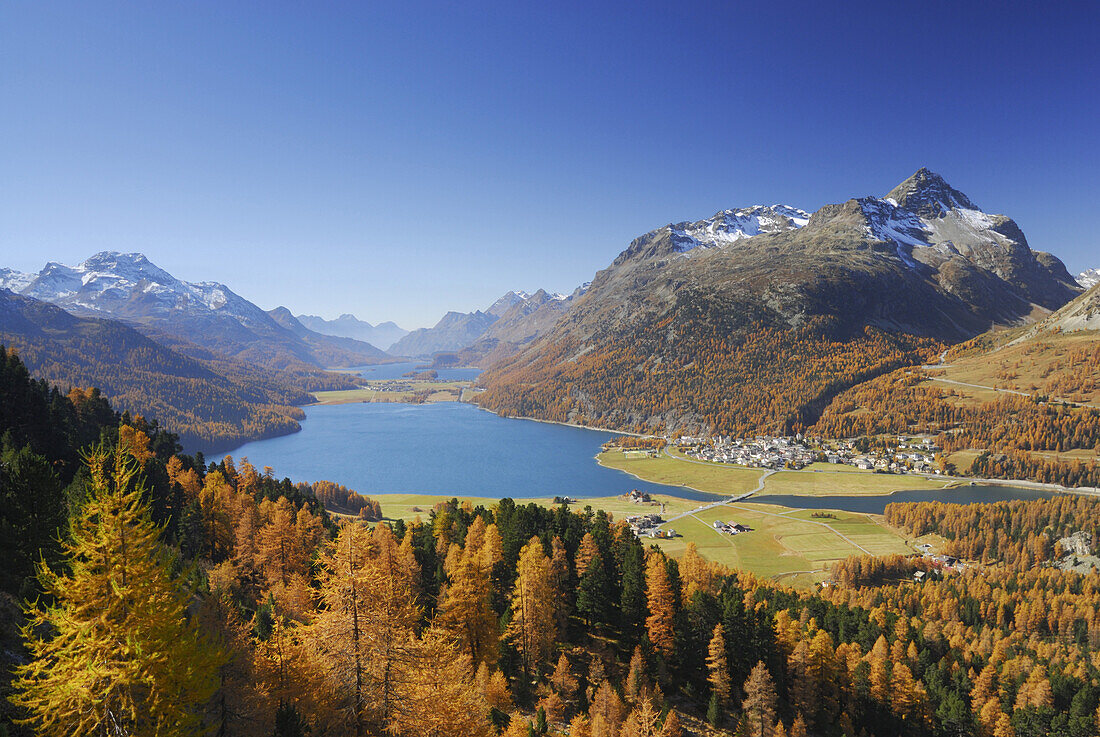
[653,446,950,496]
[369,491,912,587]
[690,513,742,556]
[663,471,772,524]
[926,374,1100,410]
[596,450,764,496]
[726,503,872,554]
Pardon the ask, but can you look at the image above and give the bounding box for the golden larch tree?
[306,521,420,736]
[741,661,778,737]
[12,445,223,737]
[707,623,731,706]
[437,543,499,667]
[645,552,676,659]
[505,536,555,675]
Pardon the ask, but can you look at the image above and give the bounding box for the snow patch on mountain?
[860,199,929,248]
[670,204,810,253]
[0,267,34,293]
[859,178,1027,272]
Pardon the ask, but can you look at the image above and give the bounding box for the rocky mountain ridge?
[475,168,1081,436]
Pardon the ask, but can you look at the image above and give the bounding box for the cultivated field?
[759,467,949,496]
[651,502,911,587]
[372,492,702,524]
[596,450,764,495]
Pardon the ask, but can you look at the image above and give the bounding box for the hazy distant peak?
[1078,268,1100,289]
[293,312,408,350]
[0,267,34,293]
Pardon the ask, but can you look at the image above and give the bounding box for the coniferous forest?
[4,344,1100,737]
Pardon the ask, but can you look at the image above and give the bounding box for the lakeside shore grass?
[598,448,951,497]
[596,449,764,496]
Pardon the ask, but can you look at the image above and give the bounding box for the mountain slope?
[0,290,313,449]
[813,281,1100,487]
[1078,268,1100,289]
[476,169,1079,436]
[1,252,391,371]
[295,313,408,350]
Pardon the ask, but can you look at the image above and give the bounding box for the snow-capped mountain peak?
[8,251,269,325]
[854,170,1038,273]
[671,204,811,253]
[1078,268,1100,289]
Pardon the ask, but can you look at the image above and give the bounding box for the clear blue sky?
[2,1,1097,329]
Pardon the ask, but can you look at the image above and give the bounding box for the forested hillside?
[813,283,1100,488]
[478,308,942,436]
[6,350,1100,737]
[0,291,362,449]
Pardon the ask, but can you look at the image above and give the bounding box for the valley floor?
[369,490,915,589]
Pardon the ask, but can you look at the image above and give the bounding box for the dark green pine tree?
[576,552,612,626]
[620,541,647,635]
[0,439,66,598]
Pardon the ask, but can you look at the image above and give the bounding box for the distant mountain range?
[0,252,392,371]
[0,252,402,449]
[475,168,1082,436]
[295,313,408,351]
[389,289,578,359]
[0,171,1088,447]
[0,289,314,449]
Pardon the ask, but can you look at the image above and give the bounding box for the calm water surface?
[354,362,483,381]
[224,401,716,500]
[223,399,1062,509]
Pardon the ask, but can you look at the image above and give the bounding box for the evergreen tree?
[620,541,647,635]
[577,550,613,626]
[0,441,65,597]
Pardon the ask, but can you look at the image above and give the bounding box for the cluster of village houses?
[675,434,941,474]
[712,520,752,535]
[625,512,674,539]
[913,542,965,577]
